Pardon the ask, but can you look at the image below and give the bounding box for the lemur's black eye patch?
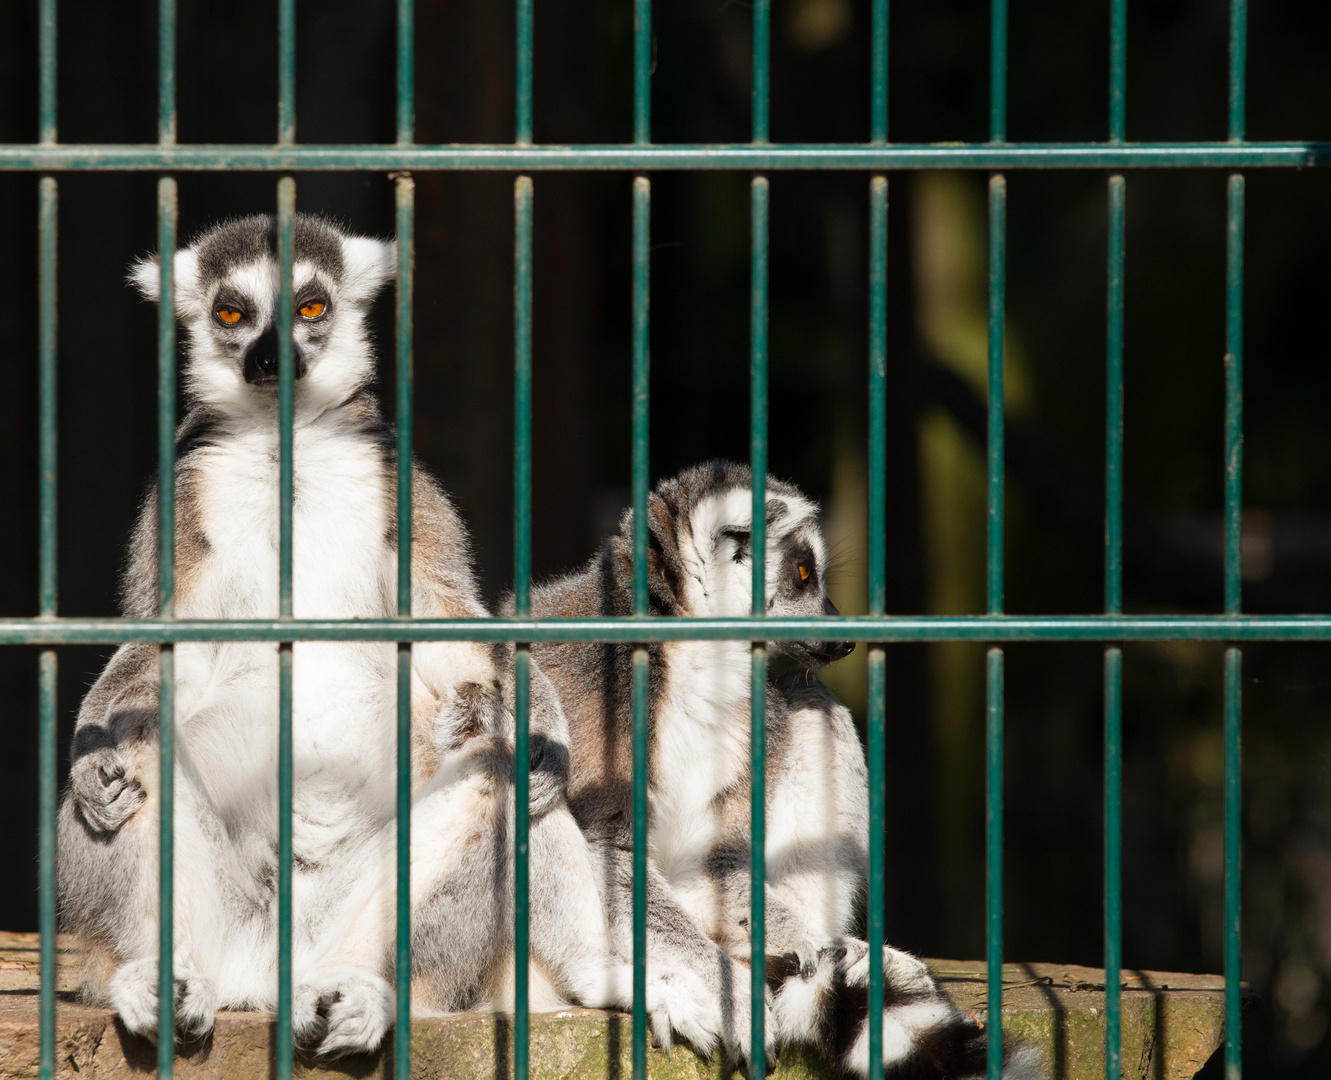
[784,541,817,588]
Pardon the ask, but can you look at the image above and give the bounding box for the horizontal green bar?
[0,142,1327,172]
[7,615,1331,644]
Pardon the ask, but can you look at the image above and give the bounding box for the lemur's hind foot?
[632,961,778,1069]
[292,968,394,1059]
[769,942,1046,1080]
[642,965,726,1059]
[108,957,218,1043]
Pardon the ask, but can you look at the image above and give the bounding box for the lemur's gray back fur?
[524,461,1042,1078]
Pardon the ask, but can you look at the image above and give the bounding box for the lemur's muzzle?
[805,594,855,663]
[244,326,308,384]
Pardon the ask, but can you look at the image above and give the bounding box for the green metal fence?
[7,0,1328,1078]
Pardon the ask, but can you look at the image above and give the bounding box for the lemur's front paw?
[70,746,146,833]
[109,958,217,1043]
[293,968,393,1059]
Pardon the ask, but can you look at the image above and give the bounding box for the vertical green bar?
[1108,6,1125,145]
[866,0,888,1068]
[38,0,56,147]
[989,0,1007,144]
[752,0,770,144]
[984,645,1003,1079]
[866,169,888,1080]
[275,177,296,1080]
[396,0,414,146]
[1105,174,1125,604]
[986,0,1007,1068]
[749,171,770,1079]
[513,7,535,1076]
[1229,2,1247,145]
[630,170,651,1080]
[1102,647,1123,1076]
[277,0,295,145]
[1223,0,1246,1070]
[155,0,179,1065]
[1224,175,1246,605]
[36,165,58,1080]
[512,646,531,1073]
[634,0,651,147]
[1104,0,1126,1061]
[513,174,534,1080]
[36,1,58,1070]
[274,6,296,1078]
[630,9,652,1075]
[749,0,772,1060]
[37,645,57,1080]
[394,172,415,1080]
[1104,171,1126,1080]
[1223,181,1245,1080]
[156,175,179,1074]
[393,0,415,1070]
[515,0,533,144]
[630,646,649,1080]
[158,0,176,146]
[1102,646,1122,1080]
[985,176,1006,1078]
[1223,645,1242,1080]
[870,0,887,144]
[748,3,771,1070]
[985,198,1005,613]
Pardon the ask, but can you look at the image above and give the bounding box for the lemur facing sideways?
[57,215,719,1057]
[524,462,1040,1078]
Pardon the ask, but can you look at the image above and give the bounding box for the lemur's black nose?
[243,327,306,384]
[817,594,855,661]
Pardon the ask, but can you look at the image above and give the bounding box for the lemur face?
[130,214,396,417]
[678,480,855,669]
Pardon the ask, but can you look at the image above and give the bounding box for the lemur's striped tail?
[768,942,1046,1080]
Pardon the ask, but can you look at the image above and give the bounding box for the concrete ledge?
[0,934,1230,1079]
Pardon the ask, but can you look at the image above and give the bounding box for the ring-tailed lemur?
[56,215,713,1056]
[524,461,1040,1078]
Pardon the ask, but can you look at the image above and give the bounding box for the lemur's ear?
[127,256,160,300]
[341,236,397,302]
[646,492,685,615]
[127,249,200,312]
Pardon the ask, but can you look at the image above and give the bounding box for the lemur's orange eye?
[215,307,242,324]
[798,564,811,582]
[299,300,326,319]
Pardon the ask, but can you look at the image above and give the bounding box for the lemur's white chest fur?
[173,411,400,859]
[649,639,752,885]
[647,482,838,935]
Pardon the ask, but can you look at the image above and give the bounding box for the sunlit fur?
[56,215,677,1056]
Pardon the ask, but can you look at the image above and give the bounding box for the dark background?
[2,1,1330,1075]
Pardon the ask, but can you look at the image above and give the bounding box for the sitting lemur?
[520,461,1040,1078]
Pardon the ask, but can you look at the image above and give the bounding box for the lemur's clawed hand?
[70,746,146,833]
